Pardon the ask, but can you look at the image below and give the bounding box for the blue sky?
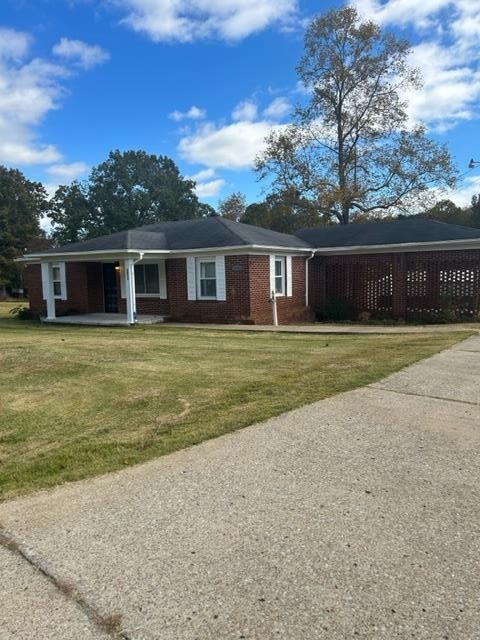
[1,0,480,222]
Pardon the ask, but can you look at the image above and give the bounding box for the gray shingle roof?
[38,217,311,254]
[295,218,480,248]
[28,216,480,258]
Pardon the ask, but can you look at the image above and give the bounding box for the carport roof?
[296,218,480,248]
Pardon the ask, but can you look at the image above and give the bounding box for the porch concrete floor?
[42,313,167,326]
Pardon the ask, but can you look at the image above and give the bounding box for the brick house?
[19,217,480,325]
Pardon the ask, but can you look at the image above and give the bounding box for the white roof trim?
[16,237,480,263]
[313,238,480,255]
[16,244,311,263]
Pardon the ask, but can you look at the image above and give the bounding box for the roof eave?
[313,238,480,255]
[16,244,312,263]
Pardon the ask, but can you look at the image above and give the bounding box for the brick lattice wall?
[310,249,480,320]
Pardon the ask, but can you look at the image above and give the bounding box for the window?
[274,256,286,295]
[197,259,217,299]
[52,265,62,298]
[135,264,160,295]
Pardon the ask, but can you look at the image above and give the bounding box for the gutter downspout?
[305,250,315,307]
[271,290,278,327]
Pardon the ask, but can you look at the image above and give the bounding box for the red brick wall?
[248,255,311,324]
[167,256,252,323]
[26,262,104,316]
[117,296,170,315]
[26,255,310,324]
[25,264,44,315]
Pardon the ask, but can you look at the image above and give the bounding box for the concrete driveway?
[1,335,480,640]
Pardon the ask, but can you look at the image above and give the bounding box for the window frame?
[51,263,63,299]
[134,263,161,297]
[196,258,217,300]
[274,255,286,297]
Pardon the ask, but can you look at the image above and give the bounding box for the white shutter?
[41,263,49,300]
[286,255,292,297]
[158,260,167,299]
[186,257,197,300]
[215,255,226,301]
[269,254,276,298]
[120,263,126,299]
[59,262,67,300]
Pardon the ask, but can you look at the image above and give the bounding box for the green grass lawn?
[0,301,472,501]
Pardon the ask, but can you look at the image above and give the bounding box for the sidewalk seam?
[0,525,131,639]
[369,385,480,407]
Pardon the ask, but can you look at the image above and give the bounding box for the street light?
[468,159,480,169]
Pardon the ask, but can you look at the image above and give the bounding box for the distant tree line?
[218,189,480,233]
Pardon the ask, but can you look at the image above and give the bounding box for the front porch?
[36,256,169,325]
[42,313,168,326]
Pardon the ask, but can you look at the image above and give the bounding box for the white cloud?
[447,175,480,207]
[113,0,298,42]
[169,105,206,121]
[355,0,452,28]
[0,48,67,166]
[0,27,99,169]
[52,38,110,70]
[0,142,61,165]
[232,99,258,122]
[47,161,89,181]
[187,168,225,198]
[263,96,291,120]
[179,93,288,170]
[195,178,226,198]
[354,0,480,131]
[0,26,32,61]
[407,41,480,130]
[188,168,216,181]
[179,120,281,170]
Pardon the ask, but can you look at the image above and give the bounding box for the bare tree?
[256,6,457,224]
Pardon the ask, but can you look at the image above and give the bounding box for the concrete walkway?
[168,321,480,334]
[1,336,479,639]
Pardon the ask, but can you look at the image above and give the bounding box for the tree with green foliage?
[256,6,457,224]
[49,182,92,245]
[49,150,212,243]
[218,192,246,222]
[241,189,327,233]
[0,166,48,294]
[470,194,480,228]
[417,199,470,226]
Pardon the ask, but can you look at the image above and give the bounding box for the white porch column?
[124,258,136,324]
[44,263,56,320]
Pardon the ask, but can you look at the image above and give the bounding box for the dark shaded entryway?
[102,263,118,313]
